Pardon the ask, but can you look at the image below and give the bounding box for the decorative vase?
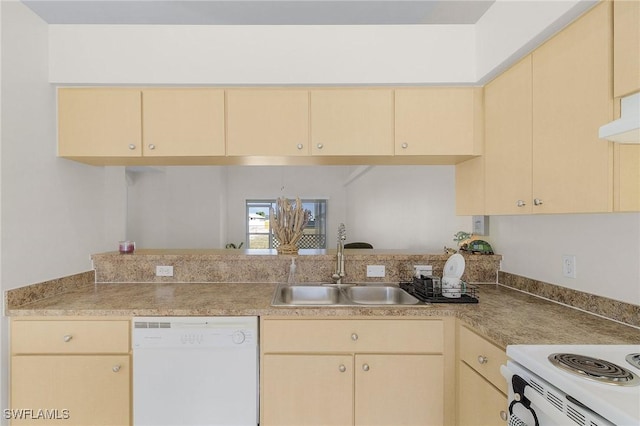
[271,197,311,255]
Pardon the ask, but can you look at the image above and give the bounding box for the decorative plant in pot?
[270,197,311,255]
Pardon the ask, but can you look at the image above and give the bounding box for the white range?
[502,344,640,426]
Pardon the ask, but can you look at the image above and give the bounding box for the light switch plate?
[366,265,385,277]
[472,215,489,235]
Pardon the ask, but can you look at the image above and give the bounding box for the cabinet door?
[142,89,225,157]
[458,362,507,426]
[310,89,393,156]
[484,56,533,215]
[227,89,310,156]
[58,88,141,157]
[395,88,483,156]
[11,355,130,426]
[614,0,640,98]
[455,157,485,216]
[614,144,640,211]
[355,354,444,426]
[262,354,353,426]
[532,2,614,213]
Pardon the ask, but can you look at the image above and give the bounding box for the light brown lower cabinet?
[261,318,452,426]
[10,355,130,426]
[458,363,507,426]
[457,325,508,425]
[10,318,131,426]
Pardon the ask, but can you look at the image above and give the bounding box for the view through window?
[246,199,327,249]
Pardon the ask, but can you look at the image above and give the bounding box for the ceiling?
[21,0,495,25]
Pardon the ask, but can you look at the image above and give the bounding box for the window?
[246,199,327,249]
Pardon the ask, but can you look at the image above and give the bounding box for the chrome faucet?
[332,223,346,284]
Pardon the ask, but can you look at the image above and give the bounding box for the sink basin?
[277,285,340,305]
[345,286,419,305]
[271,283,423,306]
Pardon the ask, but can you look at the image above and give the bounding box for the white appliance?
[133,316,258,426]
[501,344,640,426]
[599,92,640,143]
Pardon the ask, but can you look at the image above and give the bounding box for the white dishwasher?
[133,316,258,426]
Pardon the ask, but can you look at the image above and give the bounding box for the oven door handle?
[500,365,570,426]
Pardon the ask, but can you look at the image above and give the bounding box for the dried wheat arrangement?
[270,197,311,254]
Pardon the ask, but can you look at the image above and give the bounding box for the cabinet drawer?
[459,326,507,393]
[262,319,443,353]
[11,320,130,354]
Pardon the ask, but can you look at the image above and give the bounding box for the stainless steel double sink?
[271,282,421,306]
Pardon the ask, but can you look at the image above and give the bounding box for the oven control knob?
[232,331,246,344]
[514,393,522,402]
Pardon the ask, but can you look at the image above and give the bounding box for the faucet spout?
[333,223,346,284]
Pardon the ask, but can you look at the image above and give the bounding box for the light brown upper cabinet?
[484,56,533,215]
[614,0,640,98]
[59,88,225,160]
[310,89,394,156]
[142,89,225,157]
[58,88,142,158]
[531,1,613,214]
[614,144,640,211]
[457,2,615,216]
[395,87,483,156]
[226,89,310,156]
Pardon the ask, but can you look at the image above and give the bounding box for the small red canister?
[118,240,135,254]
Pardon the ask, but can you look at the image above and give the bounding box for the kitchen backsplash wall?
[91,250,501,284]
[499,271,640,328]
[491,213,640,306]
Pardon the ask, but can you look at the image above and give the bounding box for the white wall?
[491,214,640,305]
[46,1,598,85]
[125,165,471,252]
[126,166,227,248]
[0,1,127,417]
[345,166,469,251]
[475,0,597,82]
[48,24,476,84]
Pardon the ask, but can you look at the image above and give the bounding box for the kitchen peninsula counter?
[6,277,640,347]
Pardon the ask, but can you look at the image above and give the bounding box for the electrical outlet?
[366,265,385,278]
[413,265,433,277]
[156,265,174,277]
[562,255,576,278]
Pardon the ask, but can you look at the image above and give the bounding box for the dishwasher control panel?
[133,317,257,349]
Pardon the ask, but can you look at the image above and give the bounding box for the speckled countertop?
[7,280,640,348]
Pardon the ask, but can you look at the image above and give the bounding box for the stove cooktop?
[548,352,640,386]
[507,344,640,426]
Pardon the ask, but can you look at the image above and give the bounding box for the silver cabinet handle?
[517,200,526,207]
[296,144,304,150]
[148,144,156,150]
[362,364,370,372]
[339,364,346,373]
[534,198,543,206]
[477,355,488,364]
[351,333,358,341]
[316,143,324,149]
[500,411,508,421]
[63,335,72,342]
[112,365,121,373]
[128,144,136,150]
[401,143,408,149]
